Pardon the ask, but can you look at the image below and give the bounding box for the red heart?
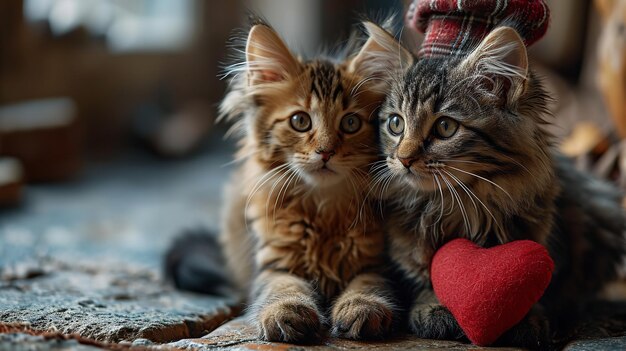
[431,239,554,346]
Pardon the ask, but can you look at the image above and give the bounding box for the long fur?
[377,26,626,348]
[217,19,412,343]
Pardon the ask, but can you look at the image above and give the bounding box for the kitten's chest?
[386,193,554,285]
[251,195,384,298]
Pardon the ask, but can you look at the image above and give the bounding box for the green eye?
[340,113,361,134]
[388,114,404,135]
[433,117,459,138]
[290,112,312,132]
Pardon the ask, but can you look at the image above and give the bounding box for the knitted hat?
[406,0,550,58]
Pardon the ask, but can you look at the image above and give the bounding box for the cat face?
[222,22,411,189]
[378,27,551,196]
[246,59,381,187]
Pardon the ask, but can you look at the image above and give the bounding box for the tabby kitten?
[374,26,625,347]
[218,21,410,342]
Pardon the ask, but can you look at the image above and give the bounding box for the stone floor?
[0,137,625,350]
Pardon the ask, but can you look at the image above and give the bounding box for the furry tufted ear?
[350,21,413,80]
[460,27,529,104]
[246,24,300,85]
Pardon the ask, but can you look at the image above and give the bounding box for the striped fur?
[219,21,411,343]
[375,27,626,348]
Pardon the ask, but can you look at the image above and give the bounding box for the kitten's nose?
[398,157,416,168]
[316,149,335,163]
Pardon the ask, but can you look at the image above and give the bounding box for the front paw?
[409,303,464,340]
[331,294,393,340]
[495,310,552,350]
[257,299,322,343]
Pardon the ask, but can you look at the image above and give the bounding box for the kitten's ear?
[460,27,529,103]
[246,24,300,85]
[349,21,413,79]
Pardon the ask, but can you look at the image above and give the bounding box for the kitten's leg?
[331,272,395,340]
[250,270,323,343]
[409,289,465,340]
[495,304,552,350]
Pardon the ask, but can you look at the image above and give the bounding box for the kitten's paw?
[331,294,393,340]
[257,299,322,343]
[409,304,464,340]
[495,311,552,350]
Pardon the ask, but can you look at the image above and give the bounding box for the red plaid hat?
[406,0,550,58]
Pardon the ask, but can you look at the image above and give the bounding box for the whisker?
[347,169,366,230]
[437,170,471,235]
[441,156,532,176]
[497,153,533,175]
[443,169,478,215]
[379,172,396,218]
[265,166,294,229]
[444,165,514,201]
[222,149,260,167]
[438,159,482,165]
[442,168,504,237]
[244,164,290,228]
[365,170,388,203]
[436,169,458,217]
[442,169,478,236]
[272,168,299,224]
[432,173,445,225]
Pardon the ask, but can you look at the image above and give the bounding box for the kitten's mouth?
[314,165,336,175]
[405,168,426,179]
[405,172,425,184]
[302,164,343,187]
[401,169,440,192]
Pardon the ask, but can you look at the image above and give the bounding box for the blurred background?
[0,0,625,272]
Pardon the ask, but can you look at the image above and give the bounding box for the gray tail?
[164,228,233,296]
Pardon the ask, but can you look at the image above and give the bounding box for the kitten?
[218,20,410,343]
[374,26,626,348]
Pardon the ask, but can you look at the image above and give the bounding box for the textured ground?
[0,137,624,350]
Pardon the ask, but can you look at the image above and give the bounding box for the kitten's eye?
[340,113,361,134]
[388,114,404,136]
[290,112,312,132]
[433,117,459,138]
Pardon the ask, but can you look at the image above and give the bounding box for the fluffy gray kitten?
[373,26,626,348]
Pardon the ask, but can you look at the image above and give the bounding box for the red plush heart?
[431,239,554,346]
